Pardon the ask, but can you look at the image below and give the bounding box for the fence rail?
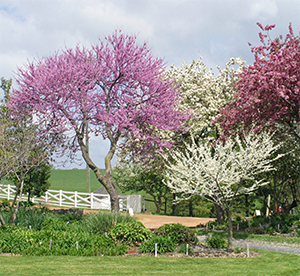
[0,184,131,211]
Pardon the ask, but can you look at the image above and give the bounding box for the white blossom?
[163,131,282,210]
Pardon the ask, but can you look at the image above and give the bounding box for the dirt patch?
[134,213,215,229]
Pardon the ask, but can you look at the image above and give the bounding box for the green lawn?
[198,230,300,245]
[0,251,299,275]
[49,169,105,193]
[49,169,158,212]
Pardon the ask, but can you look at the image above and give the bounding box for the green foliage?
[177,243,194,254]
[41,216,69,231]
[140,235,175,254]
[251,213,300,234]
[114,163,169,214]
[153,223,197,245]
[109,221,151,246]
[82,211,135,235]
[206,234,227,249]
[0,226,126,256]
[265,227,275,235]
[0,199,10,211]
[15,207,48,230]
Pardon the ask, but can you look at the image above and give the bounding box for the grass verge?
[198,230,300,245]
[0,250,299,275]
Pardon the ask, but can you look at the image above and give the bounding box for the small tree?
[114,161,169,214]
[9,162,52,202]
[9,31,187,212]
[164,131,282,250]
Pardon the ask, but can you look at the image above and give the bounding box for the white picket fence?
[0,184,131,211]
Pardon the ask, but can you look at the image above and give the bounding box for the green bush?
[206,234,227,249]
[153,223,197,245]
[265,227,275,235]
[140,235,175,254]
[280,225,291,234]
[82,211,135,234]
[109,221,151,246]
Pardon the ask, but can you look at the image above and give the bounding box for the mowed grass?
[0,251,299,275]
[198,230,300,245]
[49,169,155,210]
[49,169,105,193]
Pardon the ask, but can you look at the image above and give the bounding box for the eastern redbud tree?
[9,31,187,212]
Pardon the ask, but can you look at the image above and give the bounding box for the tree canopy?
[9,30,188,211]
[217,23,300,140]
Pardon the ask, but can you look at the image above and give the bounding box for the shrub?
[280,225,291,234]
[153,223,197,245]
[82,211,135,234]
[265,227,275,235]
[206,234,227,249]
[109,221,151,246]
[140,235,175,254]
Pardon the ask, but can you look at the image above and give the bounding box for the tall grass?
[81,211,136,234]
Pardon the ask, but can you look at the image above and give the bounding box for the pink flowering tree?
[217,23,300,139]
[9,31,187,212]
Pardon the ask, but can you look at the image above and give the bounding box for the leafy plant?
[0,226,126,256]
[109,221,151,246]
[206,234,227,249]
[82,211,135,234]
[153,223,197,245]
[140,235,175,254]
[177,243,194,254]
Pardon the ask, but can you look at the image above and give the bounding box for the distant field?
[49,169,105,193]
[49,169,159,213]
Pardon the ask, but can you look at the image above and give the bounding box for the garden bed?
[124,244,261,258]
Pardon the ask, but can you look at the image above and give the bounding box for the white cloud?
[1,0,299,168]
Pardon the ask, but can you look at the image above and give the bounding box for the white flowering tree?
[116,58,246,217]
[166,57,245,134]
[164,131,282,250]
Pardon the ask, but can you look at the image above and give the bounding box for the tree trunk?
[76,125,120,212]
[171,194,176,216]
[215,203,225,222]
[154,198,163,214]
[226,208,233,251]
[245,194,249,217]
[189,199,194,217]
[11,179,24,225]
[0,212,5,226]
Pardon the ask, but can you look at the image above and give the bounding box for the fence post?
[90,192,94,209]
[75,191,77,208]
[8,184,10,200]
[45,191,48,204]
[59,190,62,206]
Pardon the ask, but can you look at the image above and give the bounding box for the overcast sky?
[0,0,300,169]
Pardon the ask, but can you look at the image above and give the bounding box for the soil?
[133,213,215,229]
